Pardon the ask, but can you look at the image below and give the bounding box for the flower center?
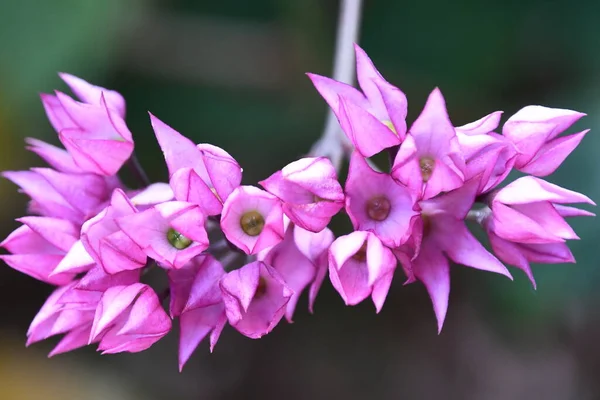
[421,214,432,237]
[352,242,368,262]
[255,276,268,298]
[167,228,192,249]
[366,196,391,221]
[419,156,435,182]
[240,211,265,236]
[382,120,397,135]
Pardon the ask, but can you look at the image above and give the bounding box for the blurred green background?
[1,0,599,399]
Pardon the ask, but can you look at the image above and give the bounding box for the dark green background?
[0,1,598,399]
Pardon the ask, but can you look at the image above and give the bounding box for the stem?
[127,153,151,187]
[309,0,363,170]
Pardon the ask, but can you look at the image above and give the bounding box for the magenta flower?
[0,216,93,285]
[3,168,114,224]
[150,114,242,215]
[220,186,285,255]
[259,157,344,232]
[484,179,595,288]
[117,201,209,269]
[27,265,139,356]
[328,231,396,312]
[220,261,292,339]
[168,256,226,371]
[392,88,465,200]
[41,88,133,176]
[25,138,82,174]
[503,106,588,177]
[345,152,419,247]
[89,283,172,354]
[27,282,97,355]
[261,225,334,321]
[455,112,518,194]
[308,44,407,156]
[81,189,147,274]
[404,180,512,332]
[487,176,595,244]
[58,72,126,117]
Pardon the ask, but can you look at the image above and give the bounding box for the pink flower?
[220,186,285,255]
[483,174,595,289]
[219,261,292,339]
[27,265,139,356]
[502,106,588,177]
[41,87,133,176]
[27,283,97,355]
[487,176,595,244]
[261,225,334,321]
[455,112,518,194]
[308,45,407,156]
[150,114,242,215]
[345,152,419,247]
[117,201,209,269]
[392,88,465,200]
[3,168,114,224]
[25,138,82,174]
[259,157,344,232]
[81,189,147,274]
[168,256,226,371]
[89,283,172,354]
[404,180,512,332]
[328,231,396,312]
[0,216,93,285]
[58,72,126,117]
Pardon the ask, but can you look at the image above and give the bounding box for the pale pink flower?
[345,152,419,247]
[117,201,209,269]
[260,157,344,232]
[392,88,466,199]
[220,261,292,339]
[220,186,285,255]
[89,283,172,353]
[503,106,588,176]
[308,44,407,156]
[328,231,396,312]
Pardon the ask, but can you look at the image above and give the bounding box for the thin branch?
[309,0,363,170]
[127,153,151,187]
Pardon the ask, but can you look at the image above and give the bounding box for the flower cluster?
[1,46,594,369]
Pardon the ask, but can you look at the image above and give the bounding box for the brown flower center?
[352,242,368,262]
[419,156,435,182]
[255,276,268,298]
[240,211,265,236]
[366,196,392,221]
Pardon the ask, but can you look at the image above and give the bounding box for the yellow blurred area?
[0,335,137,400]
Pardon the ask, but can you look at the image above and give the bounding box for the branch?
[309,0,363,170]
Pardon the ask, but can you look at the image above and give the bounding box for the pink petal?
[412,241,450,333]
[178,304,226,371]
[519,130,588,177]
[432,215,512,278]
[354,44,408,138]
[150,113,200,175]
[455,111,503,135]
[494,176,595,206]
[59,72,126,117]
[25,138,81,173]
[337,95,400,157]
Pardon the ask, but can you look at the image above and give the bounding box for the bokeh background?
[1,0,599,399]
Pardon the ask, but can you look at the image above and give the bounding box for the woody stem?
[127,153,151,187]
[309,0,364,170]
